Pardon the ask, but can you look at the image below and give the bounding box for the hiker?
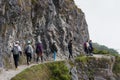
[84,40,90,55]
[25,40,33,65]
[11,41,22,69]
[51,41,58,61]
[89,40,93,55]
[68,40,73,59]
[36,40,43,63]
[83,41,87,54]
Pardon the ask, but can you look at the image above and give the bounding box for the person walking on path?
[89,40,93,56]
[68,40,73,59]
[36,40,43,63]
[11,41,22,70]
[83,41,87,54]
[51,41,58,61]
[84,40,90,55]
[25,40,33,65]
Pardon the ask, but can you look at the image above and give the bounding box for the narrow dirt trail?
[0,59,64,80]
[0,54,112,80]
[0,64,36,80]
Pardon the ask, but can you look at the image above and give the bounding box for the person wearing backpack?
[84,40,90,55]
[11,41,22,70]
[89,40,93,56]
[51,41,58,61]
[25,40,33,65]
[36,40,43,63]
[83,41,87,54]
[68,40,73,59]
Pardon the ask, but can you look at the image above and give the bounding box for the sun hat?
[27,40,31,44]
[16,41,19,44]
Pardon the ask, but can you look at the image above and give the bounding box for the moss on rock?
[11,61,71,80]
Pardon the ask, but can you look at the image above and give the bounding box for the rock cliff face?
[0,0,89,68]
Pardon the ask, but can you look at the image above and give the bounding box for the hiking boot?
[15,68,19,70]
[27,62,30,65]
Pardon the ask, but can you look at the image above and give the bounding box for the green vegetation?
[49,61,71,80]
[75,55,111,70]
[113,55,120,74]
[75,55,111,68]
[75,56,96,63]
[31,0,38,4]
[93,48,109,54]
[92,42,120,74]
[75,55,111,79]
[93,43,119,56]
[11,61,71,80]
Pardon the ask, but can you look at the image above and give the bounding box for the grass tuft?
[11,61,71,80]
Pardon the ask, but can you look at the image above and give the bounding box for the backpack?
[13,46,19,55]
[25,46,32,53]
[51,44,58,53]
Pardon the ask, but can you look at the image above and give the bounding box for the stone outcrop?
[74,55,119,80]
[0,0,89,68]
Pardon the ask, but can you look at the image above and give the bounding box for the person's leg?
[54,51,56,61]
[28,53,32,64]
[86,48,89,55]
[13,55,19,68]
[26,54,29,65]
[16,54,19,68]
[68,53,70,59]
[40,53,43,62]
[88,48,90,55]
[29,53,32,62]
[13,55,17,68]
[41,56,43,62]
[68,50,71,59]
[70,50,73,58]
[69,49,73,59]
[89,48,92,56]
[91,47,93,56]
[36,53,39,63]
[85,48,88,55]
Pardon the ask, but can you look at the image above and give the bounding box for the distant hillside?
[93,43,119,55]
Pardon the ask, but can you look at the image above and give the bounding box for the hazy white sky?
[74,0,120,53]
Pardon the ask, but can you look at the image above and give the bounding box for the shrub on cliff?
[11,61,71,80]
[113,55,120,74]
[92,43,119,55]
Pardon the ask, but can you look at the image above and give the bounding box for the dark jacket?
[51,43,58,53]
[89,42,93,52]
[68,42,72,50]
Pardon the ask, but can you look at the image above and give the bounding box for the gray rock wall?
[0,0,89,68]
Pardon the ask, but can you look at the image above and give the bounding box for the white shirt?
[86,42,90,48]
